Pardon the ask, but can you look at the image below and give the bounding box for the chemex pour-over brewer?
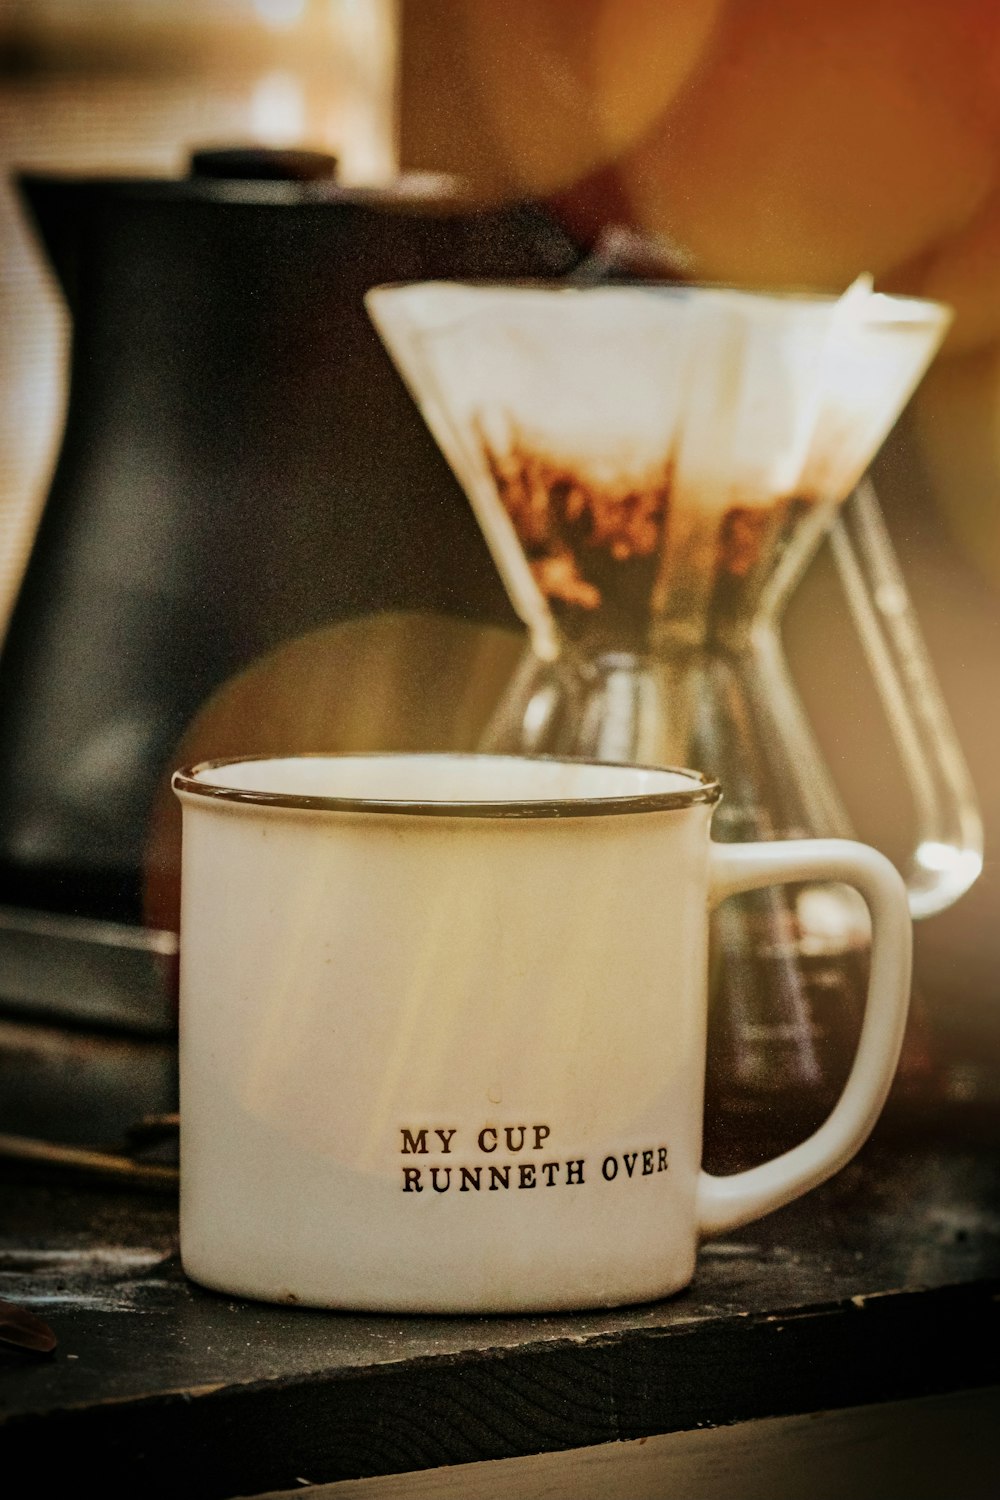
[367,278,983,1138]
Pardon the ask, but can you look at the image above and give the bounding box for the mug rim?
[172,752,722,819]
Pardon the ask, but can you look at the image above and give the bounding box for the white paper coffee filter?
[800,294,952,498]
[367,281,950,647]
[667,291,832,513]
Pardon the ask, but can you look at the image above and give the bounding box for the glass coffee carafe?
[367,279,982,1154]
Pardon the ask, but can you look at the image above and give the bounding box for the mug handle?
[697,839,912,1236]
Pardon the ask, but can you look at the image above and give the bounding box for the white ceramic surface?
[173,754,911,1313]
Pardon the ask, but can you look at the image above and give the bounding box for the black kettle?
[0,150,580,941]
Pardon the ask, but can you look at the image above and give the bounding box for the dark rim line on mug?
[171,753,722,819]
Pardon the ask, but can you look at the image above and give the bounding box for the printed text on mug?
[399,1125,669,1194]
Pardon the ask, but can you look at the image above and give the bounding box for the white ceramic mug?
[173,753,911,1313]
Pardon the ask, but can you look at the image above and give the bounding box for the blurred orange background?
[402,0,1000,572]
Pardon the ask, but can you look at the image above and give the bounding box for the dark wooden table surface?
[2,1100,999,1499]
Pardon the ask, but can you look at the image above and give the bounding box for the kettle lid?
[187,146,339,182]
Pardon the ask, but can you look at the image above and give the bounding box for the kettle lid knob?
[189,147,338,182]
